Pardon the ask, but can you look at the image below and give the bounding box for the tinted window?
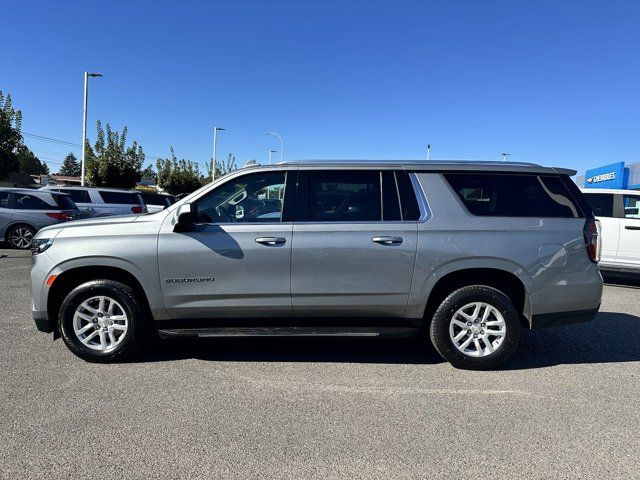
[54,195,77,210]
[623,195,640,219]
[98,191,144,205]
[382,172,401,221]
[58,189,90,203]
[583,193,614,218]
[0,192,9,209]
[305,171,381,222]
[14,194,54,210]
[194,171,286,223]
[140,191,173,207]
[444,173,580,218]
[396,172,420,220]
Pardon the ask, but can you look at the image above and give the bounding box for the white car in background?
[581,188,640,274]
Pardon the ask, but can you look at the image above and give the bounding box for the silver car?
[0,188,78,249]
[30,161,603,369]
[40,186,147,218]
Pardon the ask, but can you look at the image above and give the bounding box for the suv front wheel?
[429,285,520,370]
[58,280,148,362]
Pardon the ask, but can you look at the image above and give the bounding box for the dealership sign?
[586,172,616,184]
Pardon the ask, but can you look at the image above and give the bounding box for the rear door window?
[58,189,90,204]
[623,195,640,219]
[444,173,581,218]
[583,193,614,218]
[98,191,144,205]
[298,171,382,222]
[14,194,55,210]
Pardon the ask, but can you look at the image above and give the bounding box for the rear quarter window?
[444,173,582,218]
[54,195,77,210]
[98,191,144,205]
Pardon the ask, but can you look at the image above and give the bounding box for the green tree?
[140,164,157,183]
[205,153,237,182]
[85,121,145,188]
[0,91,22,180]
[156,147,203,195]
[58,152,81,176]
[16,144,49,175]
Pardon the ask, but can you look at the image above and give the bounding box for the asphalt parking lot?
[1,247,639,479]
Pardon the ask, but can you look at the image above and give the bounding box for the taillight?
[46,212,73,221]
[583,219,601,263]
[131,206,143,214]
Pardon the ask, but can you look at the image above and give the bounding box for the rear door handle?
[372,236,403,245]
[624,225,640,230]
[255,237,286,245]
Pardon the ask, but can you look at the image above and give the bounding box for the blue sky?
[3,0,639,175]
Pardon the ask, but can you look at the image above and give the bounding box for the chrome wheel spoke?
[73,296,128,352]
[449,301,506,358]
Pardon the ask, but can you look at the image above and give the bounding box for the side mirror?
[175,203,195,229]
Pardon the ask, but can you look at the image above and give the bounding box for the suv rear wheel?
[58,280,148,362]
[8,225,35,249]
[429,285,520,370]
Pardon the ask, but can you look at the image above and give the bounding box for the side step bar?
[157,326,418,339]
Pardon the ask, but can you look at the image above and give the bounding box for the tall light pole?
[212,127,225,182]
[426,144,431,160]
[81,72,102,186]
[268,149,278,165]
[501,153,511,162]
[266,132,284,162]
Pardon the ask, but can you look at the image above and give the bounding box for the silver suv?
[40,186,146,218]
[1,188,78,249]
[30,161,603,369]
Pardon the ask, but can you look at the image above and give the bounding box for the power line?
[22,132,81,148]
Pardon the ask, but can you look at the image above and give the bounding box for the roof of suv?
[41,186,140,193]
[243,160,576,176]
[579,188,639,195]
[0,187,68,195]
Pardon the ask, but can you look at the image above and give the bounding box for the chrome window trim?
[409,172,432,222]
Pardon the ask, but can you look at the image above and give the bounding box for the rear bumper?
[531,306,600,329]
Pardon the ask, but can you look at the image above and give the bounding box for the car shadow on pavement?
[504,311,640,370]
[134,311,640,368]
[136,336,444,365]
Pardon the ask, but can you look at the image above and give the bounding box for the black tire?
[58,280,149,362]
[429,285,520,370]
[7,224,35,249]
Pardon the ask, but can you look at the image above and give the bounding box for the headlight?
[31,238,54,255]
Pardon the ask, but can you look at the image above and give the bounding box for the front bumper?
[531,306,600,329]
[33,311,54,333]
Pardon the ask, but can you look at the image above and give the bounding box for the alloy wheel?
[449,302,506,357]
[72,296,129,352]
[10,227,33,249]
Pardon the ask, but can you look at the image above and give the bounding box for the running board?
[157,326,418,339]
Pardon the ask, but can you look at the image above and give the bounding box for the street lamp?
[265,132,284,162]
[268,149,278,165]
[501,153,511,162]
[212,127,226,182]
[81,72,102,186]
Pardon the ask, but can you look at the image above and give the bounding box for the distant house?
[37,174,82,186]
[0,172,37,188]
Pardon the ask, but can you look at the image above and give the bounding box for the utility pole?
[501,153,511,162]
[212,127,225,181]
[268,149,277,165]
[81,72,102,186]
[427,144,431,160]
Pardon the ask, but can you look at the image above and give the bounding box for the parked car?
[30,161,602,369]
[0,188,78,249]
[580,188,640,274]
[138,190,175,213]
[40,186,147,218]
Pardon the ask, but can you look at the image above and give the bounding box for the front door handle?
[372,236,403,245]
[625,225,640,230]
[255,237,286,245]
